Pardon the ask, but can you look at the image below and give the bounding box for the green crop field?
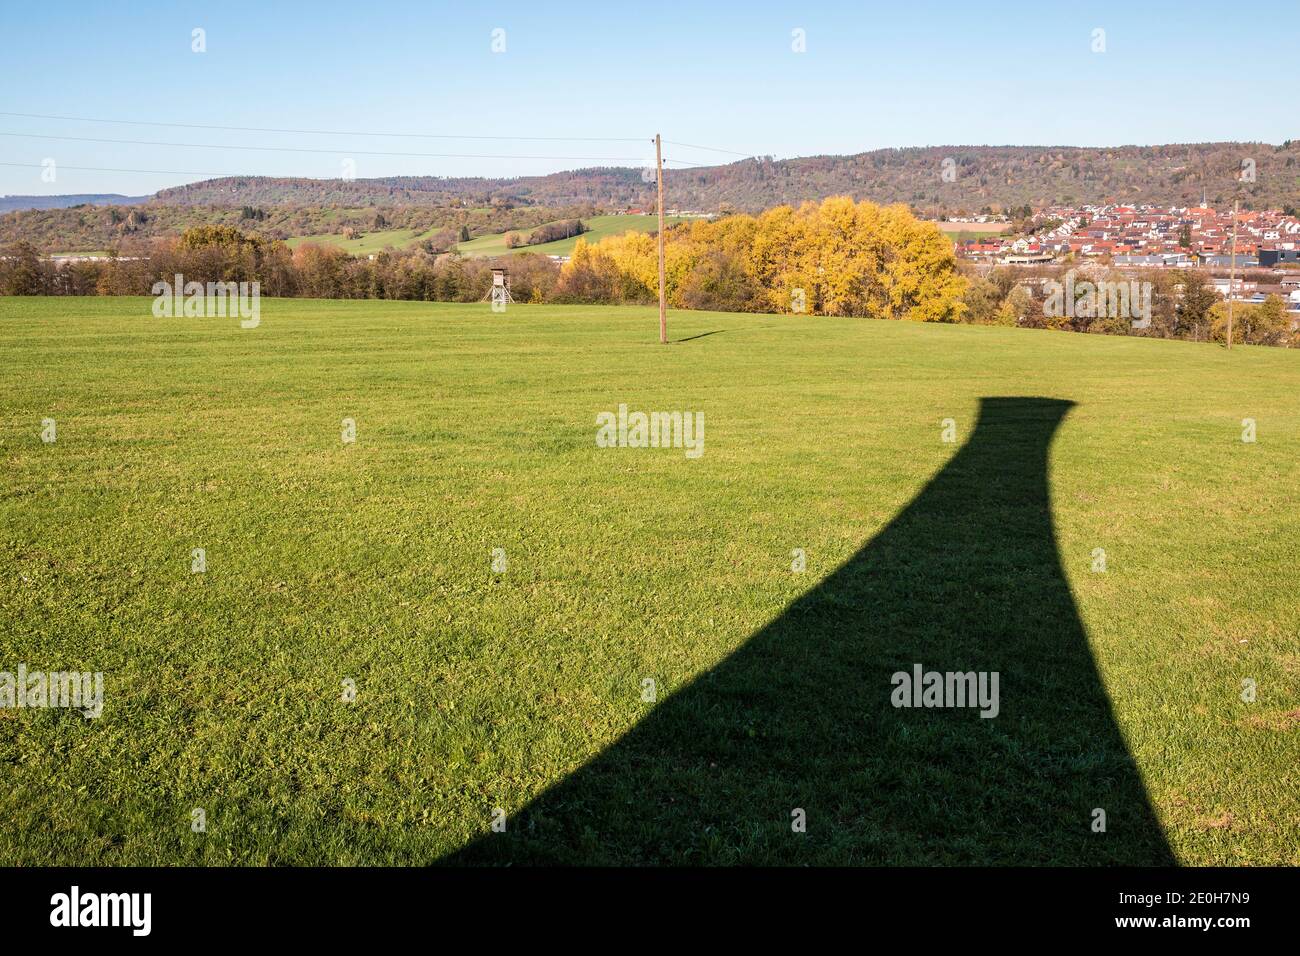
[1,296,1297,866]
[455,214,693,258]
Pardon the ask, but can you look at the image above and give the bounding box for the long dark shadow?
[671,329,727,343]
[442,397,1173,865]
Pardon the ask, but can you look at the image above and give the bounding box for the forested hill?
[153,169,646,210]
[151,142,1300,214]
[0,193,149,213]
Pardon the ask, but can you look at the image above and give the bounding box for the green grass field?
[283,214,694,259]
[454,214,691,258]
[1,297,1297,865]
[284,227,432,255]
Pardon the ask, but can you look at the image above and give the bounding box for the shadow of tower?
[442,397,1174,865]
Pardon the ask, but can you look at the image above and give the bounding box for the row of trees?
[0,232,554,303]
[505,218,588,249]
[959,264,1298,346]
[3,201,1295,348]
[1,198,969,322]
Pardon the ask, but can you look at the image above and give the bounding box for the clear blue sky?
[0,1,1288,196]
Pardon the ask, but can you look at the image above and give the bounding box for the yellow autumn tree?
[595,231,657,298]
[555,237,619,302]
[875,204,968,322]
[575,196,967,320]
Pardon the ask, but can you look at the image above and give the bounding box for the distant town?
[956,203,1300,269]
[951,202,1300,315]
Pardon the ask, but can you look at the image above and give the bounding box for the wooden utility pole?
[1226,199,1238,350]
[655,133,667,344]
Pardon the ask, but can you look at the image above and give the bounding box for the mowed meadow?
[0,296,1297,865]
[453,214,692,258]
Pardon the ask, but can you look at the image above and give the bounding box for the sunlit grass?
[0,296,1296,864]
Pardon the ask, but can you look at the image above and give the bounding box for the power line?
[0,110,647,144]
[0,160,243,178]
[0,158,707,178]
[0,111,750,161]
[0,131,658,163]
[664,139,751,157]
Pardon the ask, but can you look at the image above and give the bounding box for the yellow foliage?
[596,231,658,298]
[577,197,968,321]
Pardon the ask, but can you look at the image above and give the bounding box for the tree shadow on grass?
[442,397,1174,865]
